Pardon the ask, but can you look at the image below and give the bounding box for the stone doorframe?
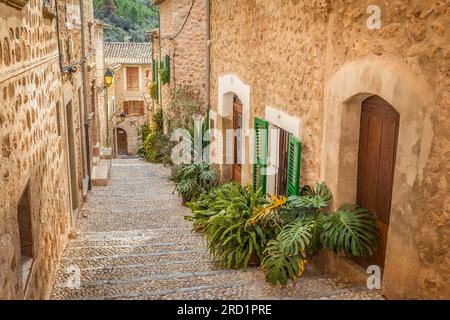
[320,57,434,299]
[217,74,251,185]
[264,106,302,195]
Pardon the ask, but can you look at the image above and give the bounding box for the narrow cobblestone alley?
[50,158,383,300]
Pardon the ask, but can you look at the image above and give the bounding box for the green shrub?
[185,181,380,287]
[187,183,273,269]
[159,65,170,85]
[171,162,220,203]
[141,108,172,165]
[261,182,379,286]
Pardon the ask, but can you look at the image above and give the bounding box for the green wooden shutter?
[286,134,302,197]
[152,59,156,82]
[253,117,269,194]
[204,110,211,163]
[165,54,171,84]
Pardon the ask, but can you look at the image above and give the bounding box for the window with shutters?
[286,134,301,197]
[126,67,139,91]
[253,117,269,194]
[123,101,145,116]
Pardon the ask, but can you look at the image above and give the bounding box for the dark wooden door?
[117,128,128,155]
[276,127,289,196]
[233,96,243,183]
[355,96,400,269]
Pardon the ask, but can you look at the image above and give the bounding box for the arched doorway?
[354,96,400,270]
[320,58,434,298]
[216,74,251,185]
[117,128,128,155]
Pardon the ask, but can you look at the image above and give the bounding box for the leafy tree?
[94,0,158,42]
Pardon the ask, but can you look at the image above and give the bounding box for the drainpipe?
[206,0,211,112]
[80,0,92,190]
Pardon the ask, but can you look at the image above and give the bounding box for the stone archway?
[116,128,128,156]
[320,57,435,299]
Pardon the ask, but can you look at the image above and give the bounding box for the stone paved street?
[51,158,383,300]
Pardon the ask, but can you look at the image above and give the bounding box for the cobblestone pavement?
[51,158,384,300]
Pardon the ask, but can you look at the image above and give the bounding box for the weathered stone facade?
[107,64,152,156]
[0,0,99,299]
[152,0,207,132]
[156,0,207,100]
[103,42,152,156]
[209,0,450,299]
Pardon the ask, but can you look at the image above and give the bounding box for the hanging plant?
[148,81,158,100]
[159,65,170,85]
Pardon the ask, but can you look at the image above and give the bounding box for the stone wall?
[0,0,96,299]
[210,0,449,299]
[155,0,207,128]
[108,64,152,155]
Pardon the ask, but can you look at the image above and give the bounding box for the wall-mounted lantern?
[104,68,114,87]
[119,112,126,123]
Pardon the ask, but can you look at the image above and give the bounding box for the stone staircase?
[91,144,112,187]
[51,158,383,300]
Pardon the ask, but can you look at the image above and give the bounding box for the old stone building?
[208,0,450,299]
[151,0,208,131]
[0,0,100,299]
[104,42,152,156]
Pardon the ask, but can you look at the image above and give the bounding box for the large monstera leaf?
[322,204,380,257]
[277,220,314,256]
[262,240,306,286]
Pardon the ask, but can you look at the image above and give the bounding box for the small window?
[112,96,116,112]
[56,101,61,136]
[126,67,139,91]
[123,101,145,115]
[18,182,34,288]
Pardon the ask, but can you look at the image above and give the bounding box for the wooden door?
[117,128,128,155]
[275,127,289,196]
[356,96,399,269]
[233,96,243,183]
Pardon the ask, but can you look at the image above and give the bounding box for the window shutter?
[123,101,129,115]
[127,67,139,90]
[286,134,302,197]
[253,117,269,194]
[165,54,171,84]
[138,101,144,115]
[152,60,156,82]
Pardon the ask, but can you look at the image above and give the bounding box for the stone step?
[51,268,347,300]
[63,241,205,258]
[70,228,199,243]
[55,260,218,284]
[91,165,110,187]
[58,249,209,270]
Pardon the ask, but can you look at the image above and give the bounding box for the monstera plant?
[257,182,380,286]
